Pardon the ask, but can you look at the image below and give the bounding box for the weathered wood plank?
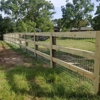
[35,32,50,36]
[24,32,50,36]
[5,31,97,38]
[52,31,96,38]
[53,45,95,59]
[26,46,35,52]
[36,50,50,60]
[53,57,94,80]
[35,42,50,48]
[94,32,100,94]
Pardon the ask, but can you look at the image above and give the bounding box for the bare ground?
[0,41,32,69]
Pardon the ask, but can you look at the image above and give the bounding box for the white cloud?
[46,0,72,7]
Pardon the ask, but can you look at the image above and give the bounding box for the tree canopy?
[0,14,15,40]
[92,0,100,30]
[61,0,94,31]
[0,0,55,32]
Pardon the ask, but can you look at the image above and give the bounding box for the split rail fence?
[3,31,100,94]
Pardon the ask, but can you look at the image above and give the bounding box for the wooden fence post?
[7,34,8,43]
[19,34,22,49]
[3,34,5,42]
[15,34,17,46]
[34,33,38,60]
[50,32,56,68]
[12,34,13,44]
[94,31,100,94]
[25,34,28,52]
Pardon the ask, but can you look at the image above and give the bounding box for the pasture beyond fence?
[3,31,100,94]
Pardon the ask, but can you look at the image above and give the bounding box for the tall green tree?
[61,0,94,31]
[92,0,100,30]
[16,20,36,32]
[0,0,55,32]
[52,18,63,28]
[0,15,15,40]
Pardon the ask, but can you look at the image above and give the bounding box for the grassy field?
[0,41,99,100]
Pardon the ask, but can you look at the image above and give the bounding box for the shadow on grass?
[2,42,100,99]
[5,65,99,100]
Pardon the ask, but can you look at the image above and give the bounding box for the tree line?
[0,0,100,39]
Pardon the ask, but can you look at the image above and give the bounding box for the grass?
[39,38,95,52]
[0,41,100,100]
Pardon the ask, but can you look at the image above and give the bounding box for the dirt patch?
[0,42,32,69]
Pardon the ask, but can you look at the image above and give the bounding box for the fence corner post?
[94,31,100,94]
[50,32,56,68]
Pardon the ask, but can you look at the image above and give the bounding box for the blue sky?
[46,0,99,19]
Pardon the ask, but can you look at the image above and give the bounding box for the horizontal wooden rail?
[53,45,95,60]
[36,50,50,60]
[7,31,97,38]
[35,42,50,48]
[34,42,95,60]
[22,45,50,60]
[20,39,25,41]
[25,32,50,36]
[53,57,94,80]
[4,36,19,39]
[26,46,35,52]
[25,39,33,43]
[26,31,96,38]
[19,44,26,48]
[53,31,96,38]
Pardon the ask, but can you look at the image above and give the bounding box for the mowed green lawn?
[0,41,99,100]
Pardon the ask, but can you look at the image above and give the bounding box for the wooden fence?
[3,31,100,94]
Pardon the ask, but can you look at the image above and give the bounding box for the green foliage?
[52,18,62,27]
[0,15,15,40]
[61,0,94,30]
[92,15,100,30]
[0,0,55,32]
[91,0,100,30]
[16,20,26,32]
[25,20,36,32]
[16,20,36,32]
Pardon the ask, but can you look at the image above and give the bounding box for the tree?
[92,15,100,30]
[52,18,63,28]
[0,0,55,32]
[0,15,15,40]
[61,0,94,31]
[16,20,36,32]
[92,0,100,30]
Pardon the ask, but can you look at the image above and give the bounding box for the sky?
[46,0,99,19]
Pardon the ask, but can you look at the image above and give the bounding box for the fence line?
[3,31,100,94]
